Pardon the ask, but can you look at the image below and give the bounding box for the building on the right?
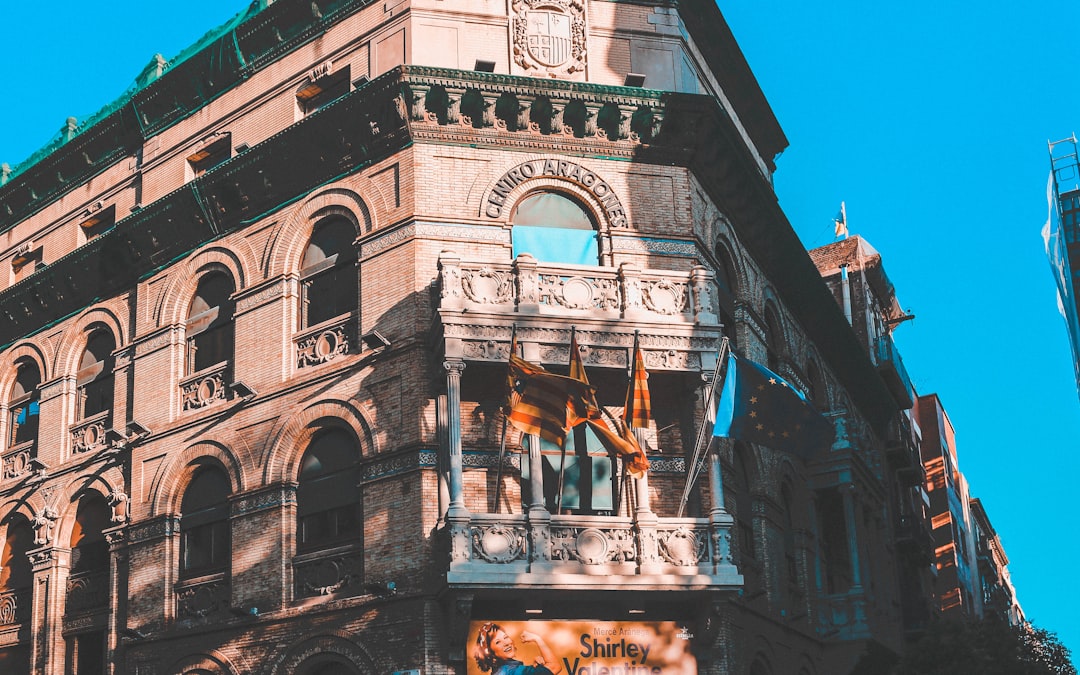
[1045,136,1080,400]
[969,498,1025,626]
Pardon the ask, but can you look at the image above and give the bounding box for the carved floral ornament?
[483,159,626,227]
[512,0,587,76]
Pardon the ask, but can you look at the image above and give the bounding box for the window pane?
[512,225,597,265]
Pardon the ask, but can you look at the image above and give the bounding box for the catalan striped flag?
[569,331,603,420]
[623,344,651,429]
[507,352,593,447]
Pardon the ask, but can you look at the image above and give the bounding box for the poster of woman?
[467,620,697,675]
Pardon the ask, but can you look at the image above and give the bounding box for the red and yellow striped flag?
[569,332,603,420]
[507,353,594,447]
[623,345,652,429]
[585,418,650,478]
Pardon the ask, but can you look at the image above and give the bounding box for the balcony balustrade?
[294,314,355,369]
[179,362,232,412]
[175,573,229,623]
[69,410,112,455]
[875,335,914,409]
[65,570,109,615]
[447,512,740,590]
[1,441,35,482]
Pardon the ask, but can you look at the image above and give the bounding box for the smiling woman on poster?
[474,622,564,675]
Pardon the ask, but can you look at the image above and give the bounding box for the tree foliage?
[889,619,1076,675]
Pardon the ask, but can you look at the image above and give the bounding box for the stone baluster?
[549,100,567,135]
[404,83,431,122]
[583,102,600,137]
[691,266,719,325]
[618,262,647,320]
[438,251,464,311]
[444,86,465,125]
[513,253,539,313]
[526,434,551,563]
[634,432,660,573]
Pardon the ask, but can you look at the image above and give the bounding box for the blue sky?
[1,0,1076,659]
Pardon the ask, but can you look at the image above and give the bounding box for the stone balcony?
[447,512,741,591]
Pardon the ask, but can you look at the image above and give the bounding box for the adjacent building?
[0,2,1022,674]
[1046,136,1080,400]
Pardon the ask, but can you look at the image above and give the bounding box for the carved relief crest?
[512,0,586,76]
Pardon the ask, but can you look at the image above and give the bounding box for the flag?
[507,353,594,447]
[585,418,650,478]
[568,331,603,420]
[712,352,833,458]
[834,201,848,238]
[623,344,651,429]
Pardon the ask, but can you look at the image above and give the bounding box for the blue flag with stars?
[713,352,833,458]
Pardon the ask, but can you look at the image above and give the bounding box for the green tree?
[892,619,1075,675]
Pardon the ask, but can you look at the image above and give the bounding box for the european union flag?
[713,353,833,458]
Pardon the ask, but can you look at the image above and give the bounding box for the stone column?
[443,360,471,566]
[633,428,659,573]
[28,545,69,675]
[104,526,128,675]
[525,434,550,564]
[842,483,869,633]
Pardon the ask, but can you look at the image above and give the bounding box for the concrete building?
[1046,137,1080,401]
[0,1,985,674]
[969,498,1024,627]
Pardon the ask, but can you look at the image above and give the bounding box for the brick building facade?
[0,1,979,673]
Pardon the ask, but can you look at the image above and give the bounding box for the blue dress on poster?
[494,660,554,675]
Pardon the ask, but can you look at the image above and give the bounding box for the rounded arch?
[713,236,748,299]
[270,186,373,278]
[52,468,125,547]
[0,343,49,398]
[804,356,829,411]
[269,631,376,675]
[150,441,244,518]
[53,307,127,378]
[479,157,626,233]
[168,650,239,675]
[263,398,375,485]
[157,247,251,329]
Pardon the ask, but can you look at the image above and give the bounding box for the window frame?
[295,427,363,553]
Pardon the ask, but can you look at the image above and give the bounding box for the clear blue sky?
[1,0,1076,659]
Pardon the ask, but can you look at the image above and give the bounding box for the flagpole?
[677,336,729,518]
[555,325,577,515]
[492,324,516,514]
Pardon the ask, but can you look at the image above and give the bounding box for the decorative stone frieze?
[128,516,179,544]
[294,315,353,368]
[1,442,34,481]
[180,362,230,411]
[175,575,229,622]
[70,411,111,455]
[293,546,363,598]
[230,483,297,517]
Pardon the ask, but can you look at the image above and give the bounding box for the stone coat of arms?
[512,0,586,75]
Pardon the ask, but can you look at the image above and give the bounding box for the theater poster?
[466,620,696,675]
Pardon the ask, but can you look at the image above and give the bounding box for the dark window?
[781,483,798,588]
[77,331,116,420]
[296,67,352,115]
[301,218,358,328]
[297,429,362,552]
[70,494,110,575]
[8,360,40,447]
[764,306,782,372]
[179,468,231,577]
[733,445,756,561]
[511,192,598,265]
[817,487,852,594]
[525,426,617,516]
[74,631,105,675]
[0,517,33,592]
[186,274,235,375]
[187,135,231,178]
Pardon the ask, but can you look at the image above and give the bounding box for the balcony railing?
[66,570,109,615]
[1,441,35,482]
[175,573,229,623]
[294,314,355,369]
[0,588,29,626]
[438,253,717,326]
[179,362,232,412]
[69,410,112,455]
[875,335,914,409]
[293,543,364,599]
[447,512,740,590]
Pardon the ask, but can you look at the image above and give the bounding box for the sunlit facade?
[0,2,973,674]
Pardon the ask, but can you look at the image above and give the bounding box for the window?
[511,192,598,265]
[77,331,116,421]
[781,482,799,589]
[186,274,235,375]
[73,632,105,675]
[524,426,617,516]
[7,360,40,448]
[301,218,358,328]
[179,468,231,577]
[79,205,116,243]
[817,487,852,594]
[714,245,738,345]
[0,516,33,593]
[70,494,110,576]
[296,66,351,116]
[733,445,756,561]
[297,428,362,552]
[763,306,782,372]
[186,134,231,179]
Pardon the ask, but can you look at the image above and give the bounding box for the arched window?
[715,244,739,347]
[806,360,826,410]
[179,467,231,578]
[301,217,358,328]
[763,305,783,372]
[781,481,799,592]
[297,428,362,552]
[511,192,598,265]
[8,359,40,448]
[186,274,235,375]
[70,494,110,576]
[0,516,33,594]
[77,331,116,421]
[733,444,755,562]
